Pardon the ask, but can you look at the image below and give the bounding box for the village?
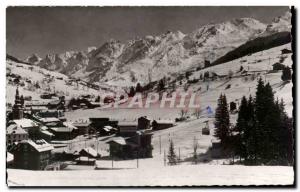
[6,41,294,173]
[5,5,295,185]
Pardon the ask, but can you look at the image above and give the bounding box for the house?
[40,94,53,99]
[138,116,151,130]
[75,156,96,165]
[229,102,237,112]
[6,124,29,145]
[72,121,90,135]
[25,106,48,114]
[49,126,76,140]
[39,126,54,141]
[47,100,65,110]
[281,48,292,54]
[107,130,153,159]
[103,125,118,135]
[38,117,63,127]
[12,139,54,170]
[79,147,100,159]
[8,118,40,139]
[118,121,138,136]
[75,147,99,165]
[89,117,118,135]
[152,120,174,131]
[272,62,286,70]
[36,109,64,118]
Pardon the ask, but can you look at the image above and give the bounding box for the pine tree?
[214,94,230,147]
[245,95,256,163]
[168,139,177,165]
[235,96,248,159]
[128,86,135,97]
[158,79,165,91]
[136,82,143,93]
[277,99,293,165]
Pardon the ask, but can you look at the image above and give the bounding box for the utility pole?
[178,147,180,161]
[136,151,139,168]
[164,150,166,166]
[159,135,161,154]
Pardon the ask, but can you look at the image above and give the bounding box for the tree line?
[214,78,293,165]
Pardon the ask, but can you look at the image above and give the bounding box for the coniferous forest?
[214,78,293,165]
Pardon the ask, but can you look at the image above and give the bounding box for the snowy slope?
[6,60,113,104]
[24,11,291,86]
[7,165,293,186]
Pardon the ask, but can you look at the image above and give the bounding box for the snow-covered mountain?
[261,11,292,37]
[26,11,291,86]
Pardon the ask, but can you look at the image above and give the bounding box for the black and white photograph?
[5,6,295,187]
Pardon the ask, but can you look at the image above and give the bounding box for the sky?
[7,6,290,59]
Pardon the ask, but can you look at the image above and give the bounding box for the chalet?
[107,130,153,159]
[89,117,118,135]
[138,116,151,130]
[49,127,75,140]
[38,117,63,127]
[152,120,174,131]
[6,124,29,145]
[118,121,138,136]
[25,106,48,114]
[72,121,90,135]
[36,109,64,118]
[75,147,99,165]
[272,62,286,70]
[281,48,292,54]
[40,94,53,99]
[103,125,118,135]
[230,102,237,112]
[8,118,40,139]
[47,100,65,110]
[79,147,100,159]
[12,139,54,170]
[25,100,49,108]
[49,123,78,140]
[39,126,54,141]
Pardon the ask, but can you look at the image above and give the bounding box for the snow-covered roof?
[75,156,96,162]
[11,118,39,128]
[6,124,28,135]
[153,120,174,124]
[63,122,78,130]
[106,137,127,145]
[39,117,60,123]
[80,147,98,158]
[118,121,138,127]
[50,127,74,133]
[22,139,54,152]
[40,130,54,137]
[7,152,14,163]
